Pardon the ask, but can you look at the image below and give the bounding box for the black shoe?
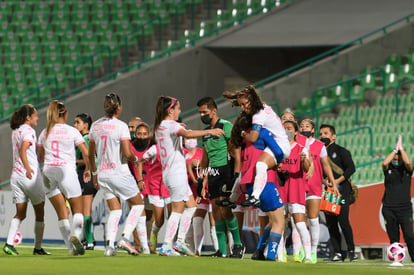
[210,250,226,258]
[349,251,358,262]
[215,198,237,209]
[331,252,344,262]
[33,248,51,255]
[230,244,246,259]
[240,196,260,207]
[251,249,265,261]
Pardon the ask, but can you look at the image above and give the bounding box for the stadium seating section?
[0,0,287,119]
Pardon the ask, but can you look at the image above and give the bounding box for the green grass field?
[1,245,413,274]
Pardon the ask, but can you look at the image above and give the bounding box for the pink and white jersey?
[89,117,131,177]
[240,141,276,185]
[280,142,306,205]
[252,104,290,155]
[129,145,150,196]
[38,124,84,169]
[142,144,170,197]
[296,134,307,147]
[12,124,38,175]
[306,138,327,196]
[155,120,186,176]
[185,148,203,181]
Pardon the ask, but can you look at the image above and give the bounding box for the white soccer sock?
[185,222,195,250]
[210,225,219,251]
[227,230,234,255]
[152,221,160,235]
[193,216,204,254]
[34,221,45,249]
[177,207,196,243]
[308,217,320,254]
[277,233,285,261]
[106,209,122,248]
[6,218,21,245]
[251,161,268,199]
[295,221,312,260]
[58,219,71,249]
[291,220,302,255]
[162,212,182,249]
[72,213,84,239]
[122,205,144,240]
[136,216,149,250]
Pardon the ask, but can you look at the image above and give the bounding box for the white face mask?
[184,139,197,149]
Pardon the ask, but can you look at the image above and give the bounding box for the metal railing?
[395,79,414,113]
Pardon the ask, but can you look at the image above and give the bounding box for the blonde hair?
[46,100,67,137]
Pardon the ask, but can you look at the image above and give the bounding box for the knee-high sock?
[136,216,149,250]
[185,222,195,249]
[84,216,94,244]
[296,221,312,260]
[122,205,144,240]
[291,219,302,255]
[106,209,122,248]
[225,215,242,245]
[34,221,45,249]
[210,225,219,251]
[162,212,181,249]
[58,219,71,249]
[6,218,21,246]
[251,161,268,199]
[266,232,282,261]
[177,207,196,243]
[308,217,320,254]
[215,219,227,255]
[193,216,204,254]
[277,233,285,261]
[257,226,271,251]
[72,213,84,239]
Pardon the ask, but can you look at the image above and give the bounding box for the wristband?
[137,180,144,183]
[92,170,98,176]
[393,148,398,154]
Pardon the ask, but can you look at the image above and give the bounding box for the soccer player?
[222,86,290,206]
[74,113,96,250]
[152,96,223,256]
[3,105,50,256]
[88,93,145,256]
[197,96,245,258]
[38,101,91,256]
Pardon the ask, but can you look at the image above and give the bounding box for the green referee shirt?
[76,133,89,169]
[202,118,232,167]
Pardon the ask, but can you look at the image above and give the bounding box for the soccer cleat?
[194,251,201,257]
[292,254,302,263]
[299,247,305,262]
[104,246,117,257]
[251,249,265,261]
[173,241,194,256]
[349,251,358,262]
[331,252,344,262]
[215,198,237,209]
[240,196,260,207]
[140,247,151,255]
[33,248,51,255]
[3,244,20,256]
[311,252,317,264]
[118,238,139,256]
[210,250,227,258]
[303,258,314,264]
[159,247,181,256]
[85,243,95,250]
[70,236,85,256]
[230,244,246,259]
[150,233,158,253]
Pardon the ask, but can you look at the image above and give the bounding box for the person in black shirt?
[382,135,414,262]
[319,124,357,262]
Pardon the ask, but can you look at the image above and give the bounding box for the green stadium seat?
[72,10,89,26]
[76,21,93,37]
[100,34,121,59]
[51,11,70,27]
[3,53,22,69]
[81,31,100,54]
[15,22,32,37]
[386,54,401,69]
[21,31,38,46]
[35,22,53,38]
[52,1,69,12]
[41,31,60,46]
[329,85,347,103]
[296,97,312,113]
[383,73,398,91]
[90,9,108,25]
[95,21,113,38]
[131,9,150,26]
[32,1,50,13]
[349,85,365,101]
[61,31,78,46]
[23,52,42,70]
[398,64,414,82]
[10,11,28,28]
[111,9,129,26]
[31,11,49,28]
[44,52,64,70]
[62,42,83,58]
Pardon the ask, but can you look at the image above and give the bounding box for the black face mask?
[201,115,212,125]
[320,137,331,147]
[133,138,150,152]
[300,131,312,138]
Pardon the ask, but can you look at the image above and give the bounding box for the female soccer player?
[3,104,50,256]
[223,85,290,206]
[88,93,145,257]
[152,96,224,256]
[74,113,96,250]
[38,101,91,256]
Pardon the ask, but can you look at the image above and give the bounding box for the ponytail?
[153,96,177,135]
[46,100,66,137]
[104,93,121,117]
[223,85,264,114]
[10,104,36,130]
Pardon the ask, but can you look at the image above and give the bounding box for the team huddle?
[4,85,356,262]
